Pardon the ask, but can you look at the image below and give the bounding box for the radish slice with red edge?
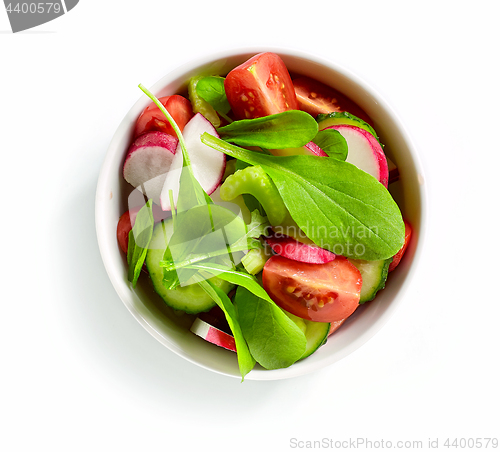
[266,234,336,264]
[326,125,389,187]
[123,131,178,204]
[190,318,236,352]
[160,113,226,211]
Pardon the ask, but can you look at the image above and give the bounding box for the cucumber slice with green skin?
[145,219,233,314]
[349,258,392,304]
[317,111,381,144]
[284,311,330,359]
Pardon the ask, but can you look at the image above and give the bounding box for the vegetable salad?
[117,52,412,379]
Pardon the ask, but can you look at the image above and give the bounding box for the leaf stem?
[169,189,177,229]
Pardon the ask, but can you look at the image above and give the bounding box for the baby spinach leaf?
[312,129,348,161]
[187,263,306,369]
[161,209,270,274]
[127,199,154,287]
[195,76,231,116]
[201,134,405,260]
[234,287,307,370]
[161,204,247,283]
[159,209,271,276]
[176,164,212,213]
[218,111,318,149]
[160,240,260,273]
[194,276,256,380]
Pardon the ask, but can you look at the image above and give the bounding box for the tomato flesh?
[262,255,362,322]
[134,95,193,138]
[388,220,412,272]
[329,318,346,336]
[293,77,372,124]
[224,52,298,119]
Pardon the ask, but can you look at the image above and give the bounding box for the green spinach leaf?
[312,128,348,160]
[161,204,247,283]
[160,209,269,272]
[195,76,231,116]
[185,262,270,299]
[187,263,307,370]
[218,111,318,149]
[201,134,405,260]
[127,199,154,287]
[234,287,307,370]
[194,276,256,380]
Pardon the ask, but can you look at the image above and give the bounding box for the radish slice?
[266,234,336,264]
[304,141,328,156]
[190,318,236,352]
[160,113,226,210]
[123,131,178,204]
[159,148,183,211]
[326,125,389,187]
[269,141,328,157]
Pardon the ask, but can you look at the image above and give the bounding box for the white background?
[1,1,499,451]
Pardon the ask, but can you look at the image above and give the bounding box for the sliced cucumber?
[349,258,392,303]
[317,111,380,143]
[284,311,331,359]
[145,219,232,314]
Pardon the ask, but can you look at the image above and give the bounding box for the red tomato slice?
[262,255,362,322]
[134,95,194,138]
[388,220,412,272]
[293,77,372,124]
[224,52,298,119]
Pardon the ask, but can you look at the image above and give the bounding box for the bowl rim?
[95,46,427,381]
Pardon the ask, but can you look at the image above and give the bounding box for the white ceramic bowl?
[95,47,426,380]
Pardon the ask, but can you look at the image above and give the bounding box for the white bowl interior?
[95,48,426,380]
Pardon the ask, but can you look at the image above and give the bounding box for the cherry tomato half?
[224,52,299,119]
[262,255,362,322]
[134,95,194,138]
[293,77,372,124]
